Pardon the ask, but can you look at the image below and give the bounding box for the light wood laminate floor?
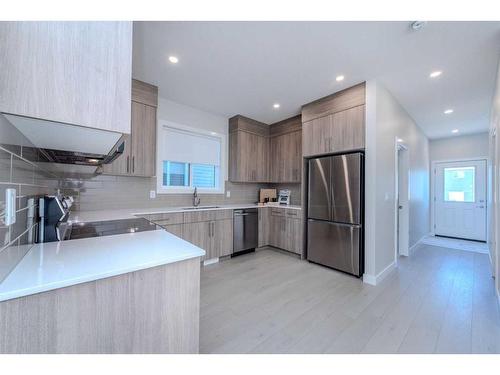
[200,245,500,353]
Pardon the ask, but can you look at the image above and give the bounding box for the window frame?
[156,121,226,195]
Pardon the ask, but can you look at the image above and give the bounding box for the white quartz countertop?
[69,203,302,224]
[0,230,205,302]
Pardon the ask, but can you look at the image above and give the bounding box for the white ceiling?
[132,21,500,139]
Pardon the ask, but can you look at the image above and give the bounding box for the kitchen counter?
[69,203,302,224]
[0,229,205,302]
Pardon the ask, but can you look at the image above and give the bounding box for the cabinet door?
[229,131,268,182]
[330,105,365,151]
[269,214,286,249]
[130,102,156,177]
[258,208,270,247]
[269,135,284,182]
[162,224,184,238]
[101,134,132,175]
[302,115,332,157]
[183,222,211,260]
[0,22,132,133]
[212,219,233,258]
[286,218,303,255]
[290,131,302,182]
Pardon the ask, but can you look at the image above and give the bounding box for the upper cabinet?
[269,116,302,183]
[0,22,133,134]
[302,83,365,157]
[228,115,303,184]
[102,79,158,177]
[229,116,269,183]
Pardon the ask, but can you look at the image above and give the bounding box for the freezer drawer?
[307,219,362,276]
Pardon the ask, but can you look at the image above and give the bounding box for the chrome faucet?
[193,187,201,207]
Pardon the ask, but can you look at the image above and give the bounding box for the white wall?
[364,80,430,283]
[430,132,489,162]
[156,97,229,187]
[489,60,500,301]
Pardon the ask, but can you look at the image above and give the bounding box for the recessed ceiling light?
[452,129,459,133]
[336,75,345,82]
[397,138,404,143]
[273,103,280,109]
[210,131,217,136]
[168,56,179,64]
[429,71,442,78]
[444,109,454,114]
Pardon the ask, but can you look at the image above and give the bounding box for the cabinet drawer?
[270,208,285,217]
[184,209,233,223]
[141,212,184,225]
[285,209,300,217]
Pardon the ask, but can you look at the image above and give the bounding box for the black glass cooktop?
[68,218,158,240]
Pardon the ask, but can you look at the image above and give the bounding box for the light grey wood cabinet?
[212,219,233,258]
[266,208,303,255]
[258,207,270,247]
[270,130,302,183]
[229,130,269,182]
[102,80,157,177]
[302,83,366,157]
[0,21,133,134]
[183,221,212,261]
[0,257,201,353]
[302,105,365,156]
[229,114,303,183]
[148,209,234,262]
[162,224,184,238]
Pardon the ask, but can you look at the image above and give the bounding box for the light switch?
[149,190,156,199]
[5,188,16,226]
[226,191,231,198]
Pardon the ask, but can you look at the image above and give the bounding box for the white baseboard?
[497,288,500,310]
[409,233,430,255]
[203,258,219,266]
[363,273,376,285]
[363,261,397,286]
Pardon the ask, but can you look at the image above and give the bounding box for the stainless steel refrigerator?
[307,152,364,277]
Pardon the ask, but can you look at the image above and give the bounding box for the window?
[157,123,225,194]
[444,166,475,202]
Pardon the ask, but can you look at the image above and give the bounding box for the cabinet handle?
[132,156,135,173]
[126,156,130,173]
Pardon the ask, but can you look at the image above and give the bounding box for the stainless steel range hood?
[1,113,124,166]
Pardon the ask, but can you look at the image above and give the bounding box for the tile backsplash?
[57,174,271,211]
[56,173,302,212]
[0,150,57,283]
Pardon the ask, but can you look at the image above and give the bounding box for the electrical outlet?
[226,190,231,198]
[149,190,156,199]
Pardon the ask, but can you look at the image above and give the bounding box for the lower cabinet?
[163,223,184,238]
[264,207,303,256]
[155,211,233,262]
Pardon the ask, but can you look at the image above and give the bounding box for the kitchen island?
[0,230,205,354]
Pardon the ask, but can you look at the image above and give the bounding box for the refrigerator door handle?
[307,218,362,228]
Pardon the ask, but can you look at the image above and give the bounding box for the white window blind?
[162,126,221,166]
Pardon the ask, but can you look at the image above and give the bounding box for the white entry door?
[434,159,487,241]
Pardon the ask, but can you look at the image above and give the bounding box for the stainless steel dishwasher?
[233,208,258,256]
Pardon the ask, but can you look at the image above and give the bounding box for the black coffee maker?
[38,194,74,242]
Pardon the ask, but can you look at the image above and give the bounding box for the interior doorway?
[395,141,409,258]
[432,159,487,242]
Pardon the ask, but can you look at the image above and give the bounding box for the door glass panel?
[443,166,475,202]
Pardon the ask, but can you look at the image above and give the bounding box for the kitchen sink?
[181,206,221,210]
